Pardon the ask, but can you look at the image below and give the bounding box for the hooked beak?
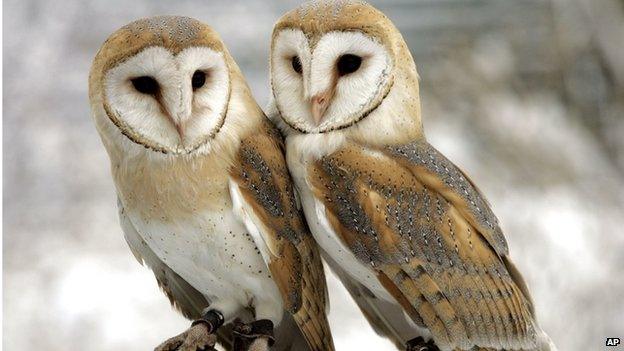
[310,87,335,126]
[157,88,191,143]
[161,106,187,142]
[173,120,185,140]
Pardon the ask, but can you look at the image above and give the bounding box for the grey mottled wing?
[307,140,539,351]
[230,119,334,351]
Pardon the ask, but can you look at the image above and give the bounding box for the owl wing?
[117,200,234,349]
[229,119,334,351]
[307,140,539,351]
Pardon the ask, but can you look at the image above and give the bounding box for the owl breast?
[121,183,282,320]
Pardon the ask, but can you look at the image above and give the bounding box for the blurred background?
[4,0,624,350]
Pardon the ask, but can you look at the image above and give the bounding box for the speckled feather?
[119,203,235,350]
[231,119,334,351]
[307,140,539,350]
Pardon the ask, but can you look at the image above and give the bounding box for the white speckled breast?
[124,199,282,318]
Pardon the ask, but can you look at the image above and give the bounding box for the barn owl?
[267,1,557,351]
[89,16,334,351]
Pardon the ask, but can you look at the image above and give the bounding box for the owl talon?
[154,323,216,351]
[154,331,186,351]
[232,319,275,351]
[191,309,225,334]
[406,337,440,351]
[154,310,224,351]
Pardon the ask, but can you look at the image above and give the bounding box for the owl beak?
[156,91,188,142]
[174,121,185,139]
[173,108,193,143]
[161,109,185,141]
[310,88,335,126]
[154,110,181,142]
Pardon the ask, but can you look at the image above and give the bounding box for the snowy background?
[4,0,624,350]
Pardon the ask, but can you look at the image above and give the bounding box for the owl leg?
[154,310,224,351]
[406,336,440,351]
[231,319,275,351]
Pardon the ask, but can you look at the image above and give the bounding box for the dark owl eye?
[291,56,302,74]
[192,70,206,90]
[131,76,159,95]
[337,54,362,76]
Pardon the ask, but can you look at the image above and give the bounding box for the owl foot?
[231,318,275,351]
[154,310,224,351]
[406,337,440,351]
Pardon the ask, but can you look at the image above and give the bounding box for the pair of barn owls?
[89,1,556,351]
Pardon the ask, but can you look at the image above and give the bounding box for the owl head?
[89,16,242,156]
[270,0,422,141]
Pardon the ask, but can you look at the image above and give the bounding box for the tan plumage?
[231,119,334,351]
[268,1,555,350]
[308,141,538,350]
[89,16,333,351]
